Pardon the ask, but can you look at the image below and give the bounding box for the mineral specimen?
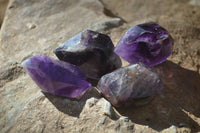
[114,22,174,67]
[21,55,91,99]
[54,30,122,81]
[97,63,163,107]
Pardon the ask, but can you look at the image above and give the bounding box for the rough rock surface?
[0,0,200,133]
[0,0,8,28]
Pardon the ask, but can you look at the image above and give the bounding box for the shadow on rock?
[116,61,200,132]
[44,87,101,117]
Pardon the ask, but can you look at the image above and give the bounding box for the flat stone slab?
[0,0,200,132]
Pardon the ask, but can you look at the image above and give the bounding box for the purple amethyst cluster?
[22,22,173,107]
[114,22,173,67]
[97,63,163,107]
[22,55,91,99]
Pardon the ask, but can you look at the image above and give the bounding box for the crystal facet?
[22,55,91,99]
[54,30,122,81]
[114,22,174,67]
[97,63,163,107]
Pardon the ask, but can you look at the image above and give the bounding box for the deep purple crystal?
[114,22,174,67]
[97,63,163,107]
[54,30,122,81]
[22,55,91,99]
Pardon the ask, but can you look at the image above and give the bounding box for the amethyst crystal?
[97,63,163,107]
[21,55,91,99]
[54,30,122,81]
[114,22,174,67]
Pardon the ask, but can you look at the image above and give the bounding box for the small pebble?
[26,23,36,29]
[178,123,186,128]
[168,125,177,133]
[103,99,115,118]
[86,97,98,108]
[120,116,129,122]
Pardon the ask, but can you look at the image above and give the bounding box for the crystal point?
[22,55,91,99]
[114,22,174,67]
[97,63,163,107]
[54,30,122,81]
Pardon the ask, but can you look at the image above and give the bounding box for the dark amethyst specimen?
[22,55,91,99]
[114,22,174,67]
[54,30,122,81]
[97,63,163,107]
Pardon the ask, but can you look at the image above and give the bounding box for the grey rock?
[120,116,129,122]
[103,99,115,118]
[189,0,200,6]
[90,18,124,32]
